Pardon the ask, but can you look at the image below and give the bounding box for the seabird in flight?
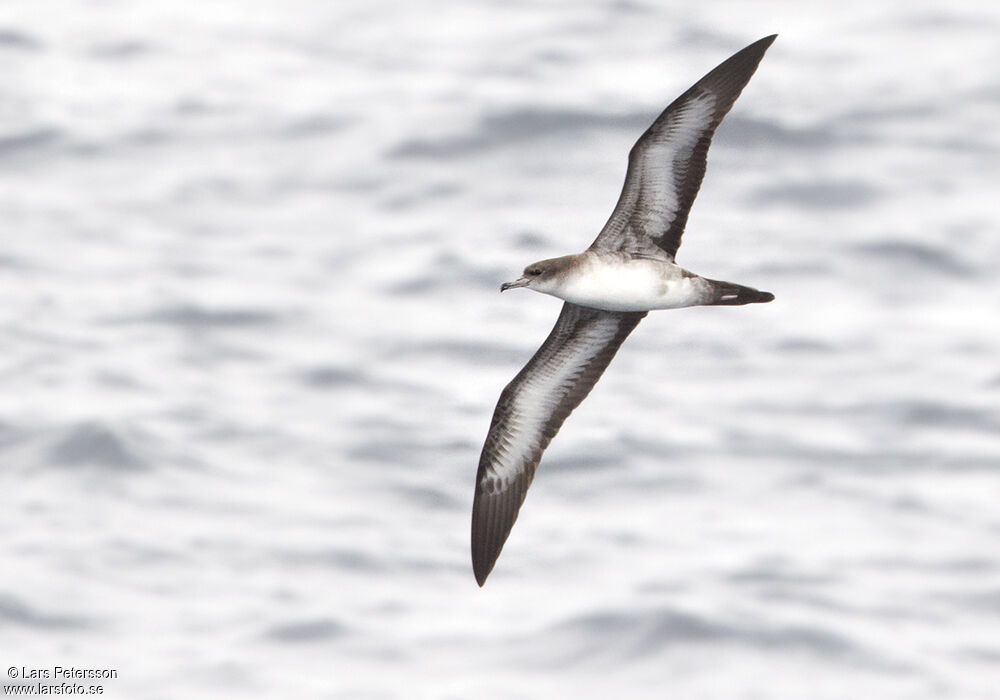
[472,35,778,585]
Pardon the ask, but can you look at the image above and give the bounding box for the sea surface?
[2,1,999,698]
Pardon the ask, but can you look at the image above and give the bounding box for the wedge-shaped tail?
[705,279,775,306]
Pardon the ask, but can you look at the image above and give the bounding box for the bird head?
[500,256,573,294]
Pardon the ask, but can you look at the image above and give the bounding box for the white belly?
[552,257,709,312]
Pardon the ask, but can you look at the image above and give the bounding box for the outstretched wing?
[591,34,776,260]
[472,302,646,585]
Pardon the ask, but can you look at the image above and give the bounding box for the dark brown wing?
[471,302,646,585]
[590,34,776,260]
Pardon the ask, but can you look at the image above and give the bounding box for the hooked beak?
[500,276,530,292]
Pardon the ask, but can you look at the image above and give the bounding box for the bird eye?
[526,268,542,276]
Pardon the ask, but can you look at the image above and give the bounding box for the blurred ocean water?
[2,1,999,698]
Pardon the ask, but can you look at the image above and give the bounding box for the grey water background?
[2,1,999,698]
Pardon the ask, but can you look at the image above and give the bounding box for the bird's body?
[514,251,769,312]
[472,35,779,586]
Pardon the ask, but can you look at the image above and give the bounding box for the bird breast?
[552,254,710,312]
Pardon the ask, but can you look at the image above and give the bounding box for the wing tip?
[471,493,503,587]
[738,34,778,65]
[471,538,499,586]
[750,34,778,52]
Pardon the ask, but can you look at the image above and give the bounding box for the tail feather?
[706,279,774,306]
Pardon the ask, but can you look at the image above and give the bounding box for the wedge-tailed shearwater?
[472,35,777,585]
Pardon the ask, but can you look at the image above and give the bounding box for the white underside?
[543,257,710,312]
